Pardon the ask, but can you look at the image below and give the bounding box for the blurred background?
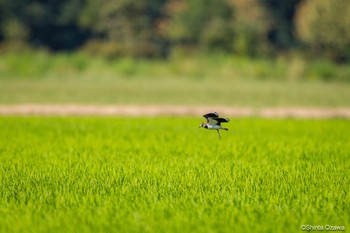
[0,0,349,108]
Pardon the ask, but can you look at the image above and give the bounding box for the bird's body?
[202,124,227,130]
[199,112,229,138]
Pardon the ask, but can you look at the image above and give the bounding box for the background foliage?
[295,0,350,62]
[1,0,349,61]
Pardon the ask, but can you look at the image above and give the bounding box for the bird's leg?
[217,129,221,139]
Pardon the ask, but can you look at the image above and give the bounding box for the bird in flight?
[199,112,229,139]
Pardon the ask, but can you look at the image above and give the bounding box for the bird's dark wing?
[215,118,230,126]
[203,112,219,121]
[203,112,219,118]
[216,117,229,123]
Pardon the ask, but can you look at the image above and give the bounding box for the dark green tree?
[230,0,271,56]
[0,0,88,50]
[81,0,168,58]
[261,0,301,49]
[295,0,350,62]
[163,0,235,53]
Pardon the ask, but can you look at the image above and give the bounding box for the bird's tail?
[222,128,228,131]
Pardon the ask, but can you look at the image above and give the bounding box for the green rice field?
[0,117,349,233]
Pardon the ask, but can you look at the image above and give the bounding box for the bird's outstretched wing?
[207,117,230,125]
[203,112,230,125]
[203,112,219,123]
[215,117,230,125]
[203,112,219,118]
[216,118,230,123]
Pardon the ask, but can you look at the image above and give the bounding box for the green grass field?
[1,78,350,107]
[1,52,350,107]
[1,117,349,233]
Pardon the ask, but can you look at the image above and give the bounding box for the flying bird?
[199,112,229,139]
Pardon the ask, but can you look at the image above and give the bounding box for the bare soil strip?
[1,105,350,118]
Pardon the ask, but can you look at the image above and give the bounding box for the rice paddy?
[0,116,349,233]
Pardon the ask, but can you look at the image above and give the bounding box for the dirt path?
[1,104,350,118]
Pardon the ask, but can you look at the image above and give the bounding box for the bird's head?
[199,122,205,128]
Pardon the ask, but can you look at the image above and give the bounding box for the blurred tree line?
[0,0,349,62]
